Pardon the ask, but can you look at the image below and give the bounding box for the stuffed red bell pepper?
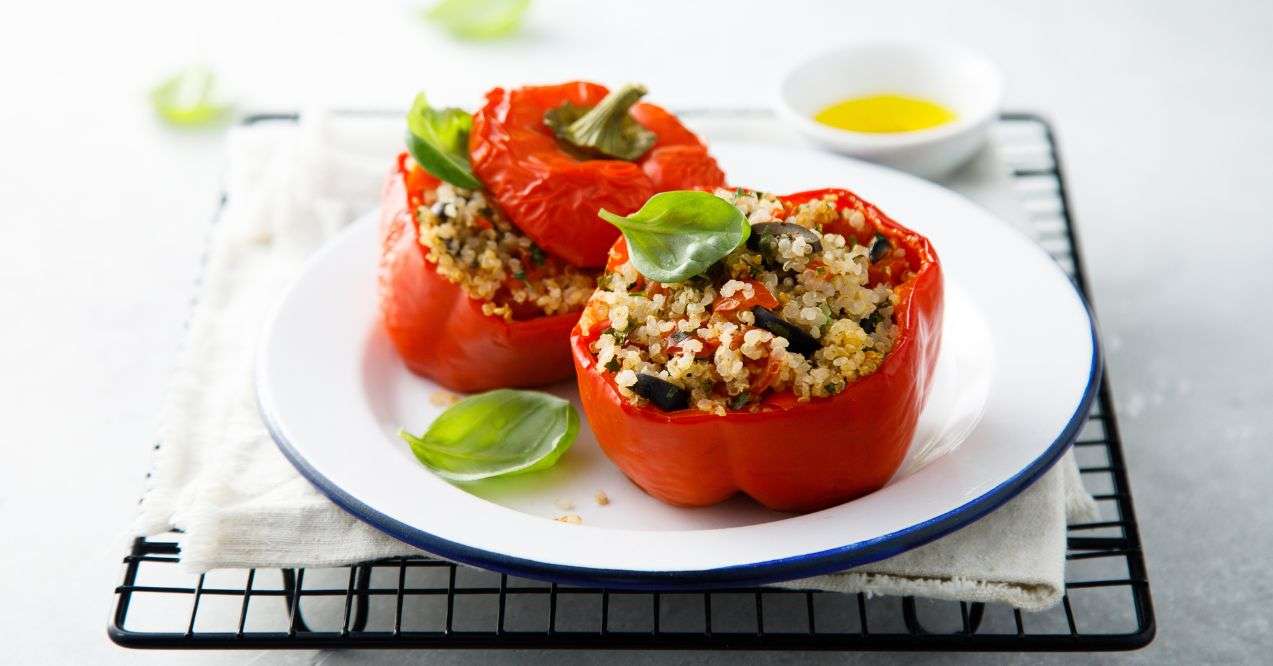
[571,187,943,512]
[470,81,726,268]
[380,86,726,392]
[379,153,595,392]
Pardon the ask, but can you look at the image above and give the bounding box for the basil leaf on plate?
[425,0,531,40]
[150,66,231,127]
[399,389,578,482]
[598,191,749,283]
[405,93,482,190]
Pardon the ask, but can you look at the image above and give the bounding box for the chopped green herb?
[603,327,628,344]
[513,271,527,280]
[728,392,752,410]
[668,331,690,345]
[529,245,546,266]
[604,358,621,372]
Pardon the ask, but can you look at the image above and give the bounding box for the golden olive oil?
[814,94,956,133]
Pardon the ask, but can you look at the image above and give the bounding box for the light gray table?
[1,1,1268,663]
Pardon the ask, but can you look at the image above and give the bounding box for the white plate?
[257,141,1098,588]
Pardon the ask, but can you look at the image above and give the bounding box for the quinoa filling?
[583,188,910,415]
[416,183,596,320]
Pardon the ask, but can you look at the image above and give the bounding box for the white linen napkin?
[135,110,1096,612]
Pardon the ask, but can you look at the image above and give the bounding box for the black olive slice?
[750,306,820,357]
[632,373,690,411]
[860,311,879,334]
[705,259,730,284]
[747,222,823,255]
[869,233,892,262]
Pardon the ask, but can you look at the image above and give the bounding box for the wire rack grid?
[109,112,1154,652]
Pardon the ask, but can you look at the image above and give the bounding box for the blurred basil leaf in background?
[150,66,231,128]
[425,0,531,40]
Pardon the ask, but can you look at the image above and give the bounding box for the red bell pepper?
[469,81,725,269]
[379,153,579,392]
[570,188,943,513]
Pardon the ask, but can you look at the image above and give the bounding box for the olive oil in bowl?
[814,94,956,134]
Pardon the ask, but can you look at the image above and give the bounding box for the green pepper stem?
[570,83,647,136]
[545,83,656,161]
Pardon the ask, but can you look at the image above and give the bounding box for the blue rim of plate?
[258,294,1101,590]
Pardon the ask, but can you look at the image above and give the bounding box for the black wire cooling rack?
[109,112,1154,652]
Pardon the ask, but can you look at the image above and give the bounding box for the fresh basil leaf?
[399,389,578,482]
[598,191,750,283]
[405,93,482,190]
[149,66,230,127]
[426,0,530,40]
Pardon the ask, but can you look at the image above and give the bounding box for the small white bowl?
[777,41,1004,179]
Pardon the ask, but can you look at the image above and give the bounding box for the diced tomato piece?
[606,239,630,271]
[714,280,779,315]
[750,354,785,394]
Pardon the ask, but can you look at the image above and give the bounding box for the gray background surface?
[1,0,1269,663]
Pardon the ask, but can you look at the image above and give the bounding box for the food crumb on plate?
[594,490,610,506]
[554,498,575,510]
[554,514,582,525]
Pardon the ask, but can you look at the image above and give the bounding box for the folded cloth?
[135,110,1096,612]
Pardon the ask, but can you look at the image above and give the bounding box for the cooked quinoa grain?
[581,189,906,415]
[417,183,596,320]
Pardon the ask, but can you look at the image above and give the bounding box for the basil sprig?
[598,191,750,283]
[399,389,578,482]
[405,93,482,190]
